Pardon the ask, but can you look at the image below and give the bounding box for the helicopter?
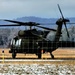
[0,4,75,59]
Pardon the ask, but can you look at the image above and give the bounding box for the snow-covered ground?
[0,64,75,75]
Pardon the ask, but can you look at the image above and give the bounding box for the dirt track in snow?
[0,48,75,59]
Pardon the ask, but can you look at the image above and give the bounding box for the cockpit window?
[11,39,15,45]
[15,39,22,46]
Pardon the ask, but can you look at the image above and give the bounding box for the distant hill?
[16,16,75,23]
[0,16,75,24]
[16,16,57,23]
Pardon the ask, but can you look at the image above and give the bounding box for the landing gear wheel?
[38,49,41,59]
[50,52,54,59]
[12,52,16,59]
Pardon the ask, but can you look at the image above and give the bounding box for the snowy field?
[0,64,75,75]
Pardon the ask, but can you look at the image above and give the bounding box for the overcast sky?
[0,0,75,19]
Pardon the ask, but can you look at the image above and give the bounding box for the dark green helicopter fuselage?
[9,29,50,58]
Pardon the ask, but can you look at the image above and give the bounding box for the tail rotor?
[57,4,70,38]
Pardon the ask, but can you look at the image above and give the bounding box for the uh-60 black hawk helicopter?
[1,4,75,59]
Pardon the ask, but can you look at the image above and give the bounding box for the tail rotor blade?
[64,22,70,38]
[57,4,64,19]
[58,4,70,38]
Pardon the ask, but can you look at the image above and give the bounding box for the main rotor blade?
[40,22,75,25]
[36,25,56,31]
[67,23,75,24]
[0,19,40,26]
[0,24,20,26]
[1,19,25,25]
[57,4,64,19]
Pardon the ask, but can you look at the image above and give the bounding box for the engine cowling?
[18,30,25,37]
